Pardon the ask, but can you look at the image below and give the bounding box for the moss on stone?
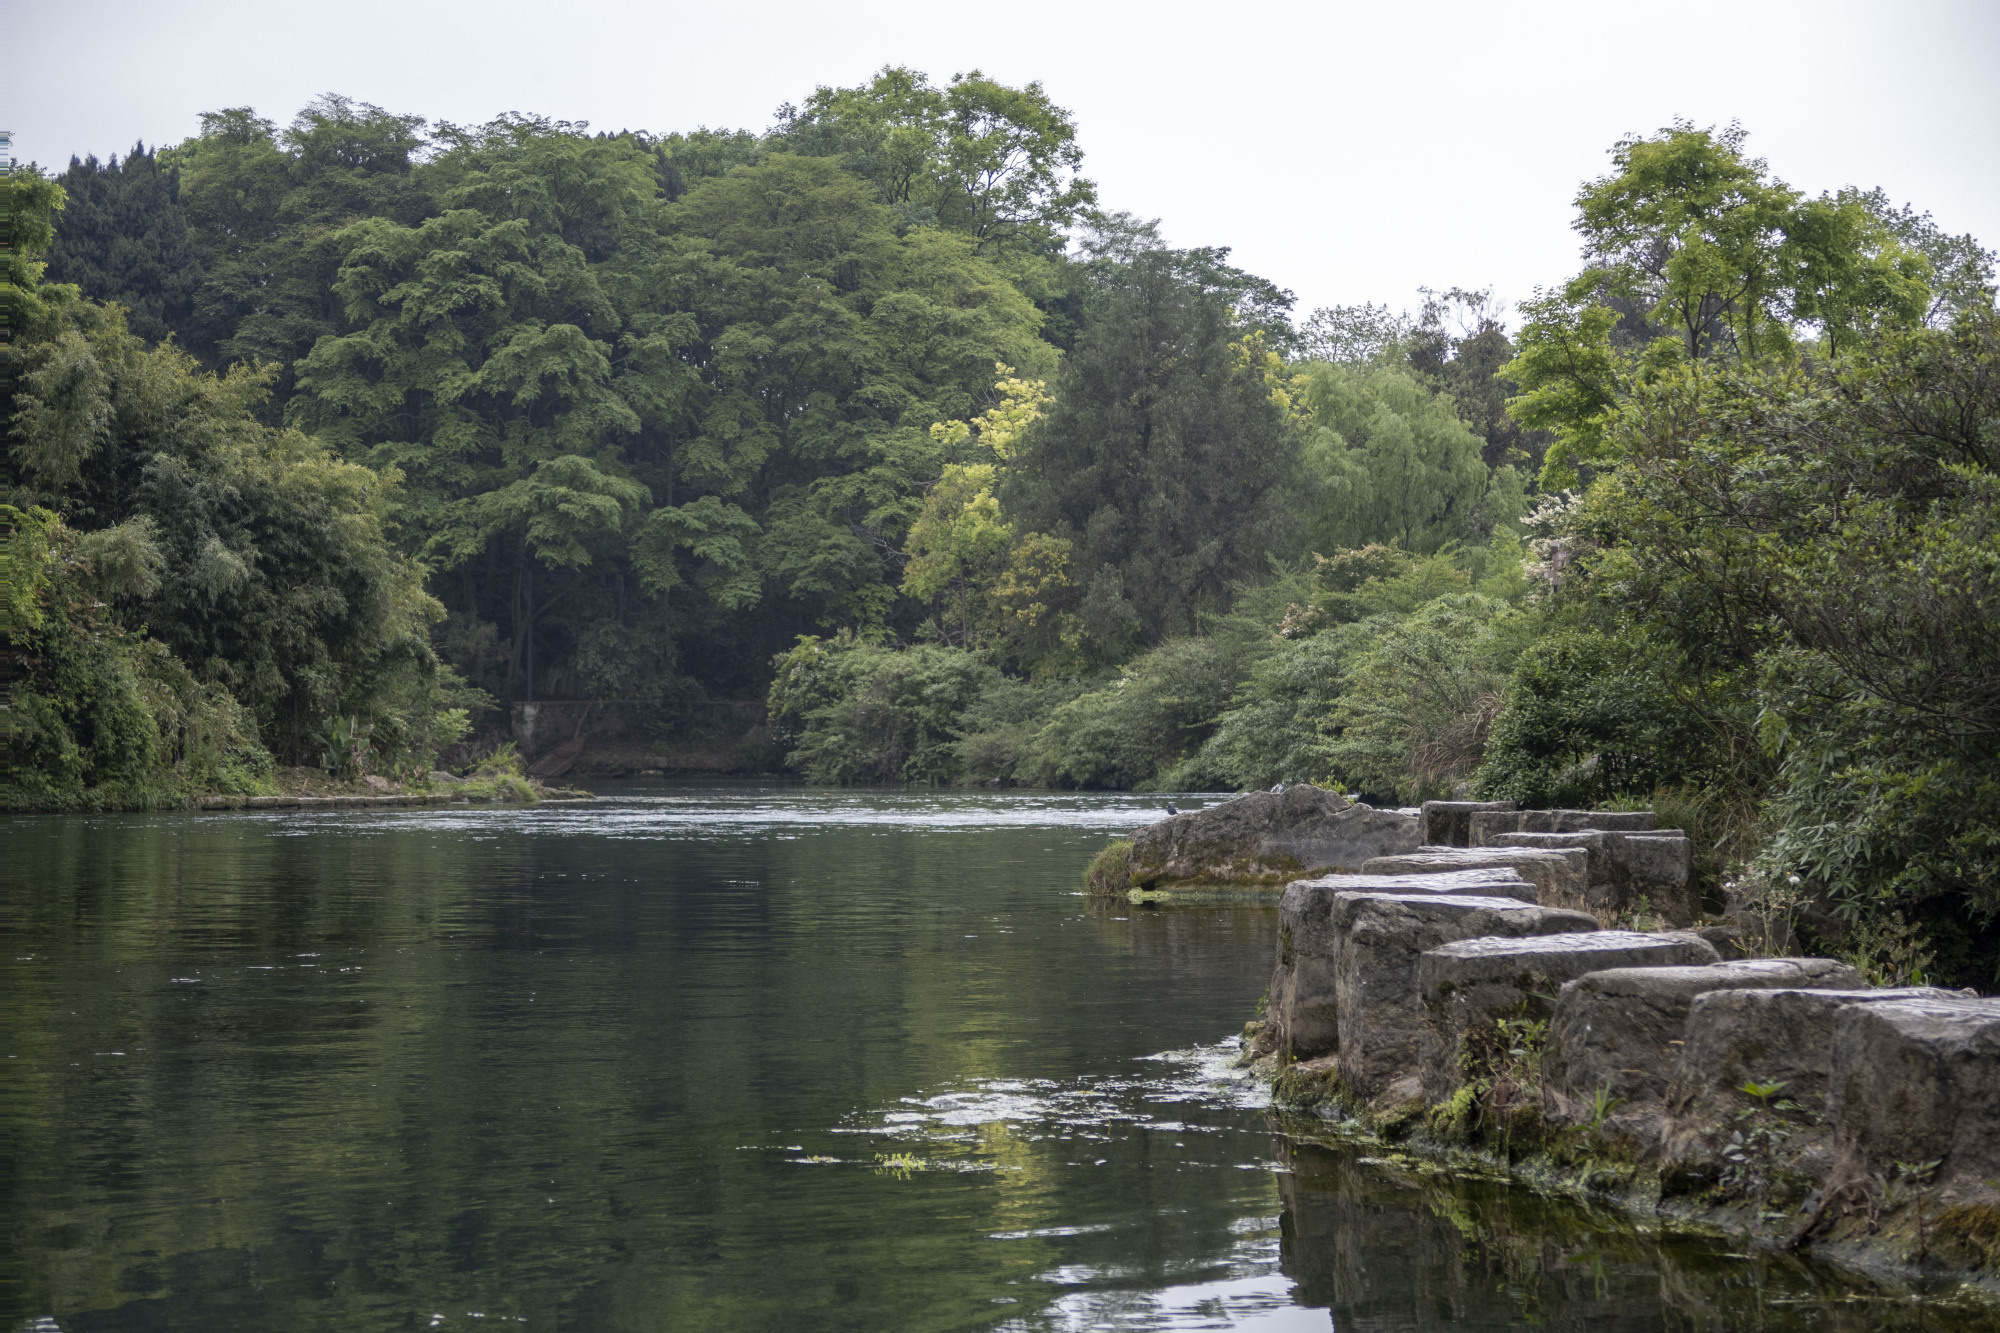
[1084,839,1135,895]
[1936,1205,2000,1272]
[1271,1058,1344,1113]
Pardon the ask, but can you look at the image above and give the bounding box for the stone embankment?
[1238,798,2000,1291]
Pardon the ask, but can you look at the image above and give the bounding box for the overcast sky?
[12,0,1998,321]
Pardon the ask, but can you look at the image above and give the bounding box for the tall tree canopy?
[41,144,202,345]
[1002,247,1304,649]
[1506,121,1971,486]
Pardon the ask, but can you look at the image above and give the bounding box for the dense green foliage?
[1564,315,2000,977]
[14,91,2000,980]
[6,504,271,808]
[41,144,202,345]
[6,165,469,804]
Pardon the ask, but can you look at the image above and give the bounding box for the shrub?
[1325,594,1517,802]
[1173,623,1366,791]
[767,634,1002,784]
[1018,637,1240,789]
[4,507,273,809]
[1474,627,1701,807]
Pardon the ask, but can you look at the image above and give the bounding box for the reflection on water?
[4,785,1995,1331]
[1274,1134,2000,1331]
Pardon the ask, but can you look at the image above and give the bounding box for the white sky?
[12,0,1999,321]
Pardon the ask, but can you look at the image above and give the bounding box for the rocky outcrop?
[1370,801,1700,925]
[1361,847,1590,913]
[1468,807,1658,843]
[1127,785,1419,888]
[1543,958,1862,1153]
[1417,930,1720,1101]
[1248,830,2000,1288]
[1287,867,1541,904]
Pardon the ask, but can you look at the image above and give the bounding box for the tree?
[1402,287,1543,469]
[1584,314,2000,979]
[778,66,1097,249]
[171,97,433,371]
[2,166,66,338]
[10,282,455,765]
[290,178,650,699]
[1846,188,1998,326]
[41,145,204,344]
[765,632,1000,783]
[1002,248,1304,646]
[282,121,1052,708]
[1507,122,1938,487]
[5,505,272,809]
[1298,361,1526,555]
[649,151,1050,636]
[1571,121,1801,361]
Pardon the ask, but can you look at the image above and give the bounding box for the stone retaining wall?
[1250,811,2000,1289]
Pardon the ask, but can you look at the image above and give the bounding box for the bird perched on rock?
[1165,801,1180,816]
[1270,783,1285,794]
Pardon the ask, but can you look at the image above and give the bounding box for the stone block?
[1268,871,1539,1061]
[1544,958,1862,1151]
[1467,809,1527,845]
[1417,930,1719,1101]
[1130,784,1420,887]
[1361,847,1590,913]
[1659,986,1949,1189]
[1552,808,1657,833]
[1468,808,1659,847]
[1291,867,1540,903]
[1825,994,2000,1208]
[1488,830,1697,926]
[1419,800,1515,848]
[1330,892,1598,1102]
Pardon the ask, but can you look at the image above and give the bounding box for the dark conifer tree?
[42,144,204,345]
[1002,249,1304,648]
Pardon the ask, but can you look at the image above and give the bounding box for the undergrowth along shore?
[3,744,583,814]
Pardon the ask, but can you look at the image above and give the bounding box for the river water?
[4,785,1993,1331]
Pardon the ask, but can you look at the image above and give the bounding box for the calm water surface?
[4,785,1993,1331]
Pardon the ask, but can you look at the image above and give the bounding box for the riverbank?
[204,764,595,810]
[1088,789,2000,1298]
[4,760,592,815]
[195,788,596,811]
[1201,796,2000,1301]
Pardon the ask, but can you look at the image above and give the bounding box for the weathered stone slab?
[1544,958,1862,1151]
[1130,785,1419,887]
[1417,930,1720,1101]
[1361,847,1590,913]
[1331,893,1597,1103]
[1419,800,1516,848]
[1289,867,1540,903]
[1659,986,1949,1191]
[1624,833,1696,910]
[1268,872,1539,1061]
[1468,808,1659,846]
[1487,830,1697,926]
[1824,995,2000,1210]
